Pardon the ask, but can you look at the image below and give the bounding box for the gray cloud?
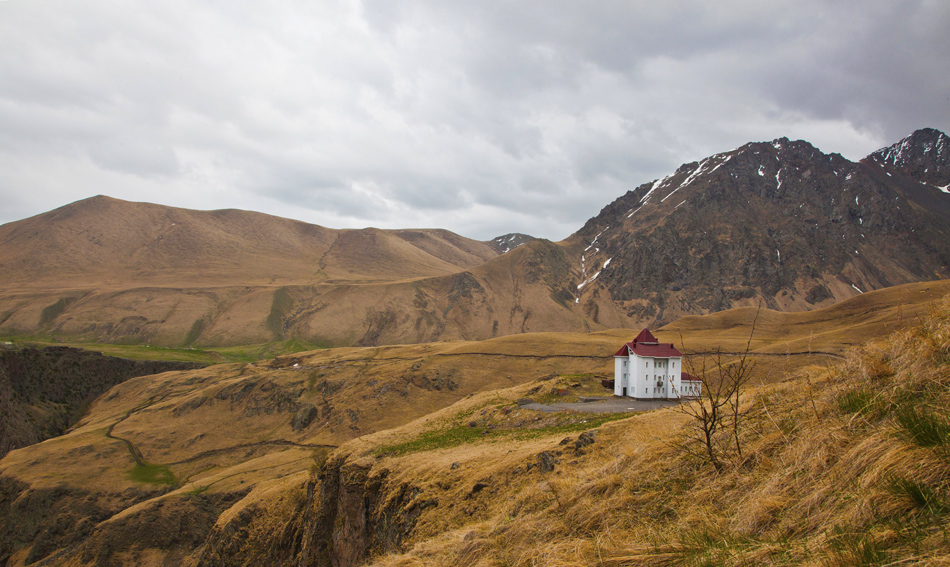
[0,0,947,240]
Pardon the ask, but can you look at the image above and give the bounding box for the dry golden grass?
[1,284,949,566]
[320,297,950,567]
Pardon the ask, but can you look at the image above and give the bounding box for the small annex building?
[612,329,701,400]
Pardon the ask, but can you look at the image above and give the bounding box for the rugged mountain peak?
[487,233,536,254]
[865,128,950,190]
[569,128,950,327]
[575,135,854,242]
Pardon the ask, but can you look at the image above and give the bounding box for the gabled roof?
[613,328,683,358]
[633,328,659,344]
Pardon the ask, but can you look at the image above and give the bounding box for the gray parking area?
[520,396,681,414]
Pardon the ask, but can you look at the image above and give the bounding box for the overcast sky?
[1,1,947,240]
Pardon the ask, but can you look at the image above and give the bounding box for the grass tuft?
[837,388,888,419]
[887,477,949,515]
[826,526,888,567]
[893,403,950,449]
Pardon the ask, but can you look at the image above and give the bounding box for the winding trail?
[168,440,337,465]
[104,392,338,482]
[104,396,164,467]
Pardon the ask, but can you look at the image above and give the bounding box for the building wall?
[615,353,684,399]
[614,357,625,396]
[680,380,702,397]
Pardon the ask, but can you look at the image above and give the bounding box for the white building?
[612,329,701,399]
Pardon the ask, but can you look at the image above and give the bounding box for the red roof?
[681,371,701,382]
[612,328,683,358]
[633,328,658,343]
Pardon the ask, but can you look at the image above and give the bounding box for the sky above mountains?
[1,1,947,240]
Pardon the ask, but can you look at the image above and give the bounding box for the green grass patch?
[374,412,632,457]
[893,403,950,448]
[837,388,888,420]
[267,287,295,339]
[39,297,77,326]
[183,318,207,346]
[887,477,950,515]
[187,484,211,495]
[129,463,177,485]
[826,526,889,567]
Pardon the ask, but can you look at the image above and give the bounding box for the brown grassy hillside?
[0,281,947,566]
[0,195,498,287]
[3,183,949,349]
[300,300,950,567]
[0,231,590,348]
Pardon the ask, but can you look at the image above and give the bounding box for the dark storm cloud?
[0,0,947,240]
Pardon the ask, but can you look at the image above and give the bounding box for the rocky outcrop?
[0,344,203,458]
[299,455,436,567]
[0,473,248,567]
[0,476,160,566]
[194,492,307,567]
[486,233,536,254]
[866,127,950,188]
[291,405,318,431]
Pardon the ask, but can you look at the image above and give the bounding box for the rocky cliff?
[0,344,202,458]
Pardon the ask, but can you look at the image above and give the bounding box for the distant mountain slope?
[0,197,586,347]
[567,128,950,326]
[1,130,949,347]
[0,195,498,288]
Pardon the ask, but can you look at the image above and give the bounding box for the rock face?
[0,344,202,458]
[0,475,247,567]
[298,455,435,567]
[291,404,318,431]
[865,127,950,189]
[570,128,950,325]
[486,233,536,254]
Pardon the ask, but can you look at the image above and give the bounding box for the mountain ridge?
[0,195,499,288]
[566,128,950,326]
[1,129,949,347]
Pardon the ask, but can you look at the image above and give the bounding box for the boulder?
[291,404,318,431]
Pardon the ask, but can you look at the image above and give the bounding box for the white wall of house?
[614,353,685,399]
[680,380,702,397]
[614,357,625,397]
